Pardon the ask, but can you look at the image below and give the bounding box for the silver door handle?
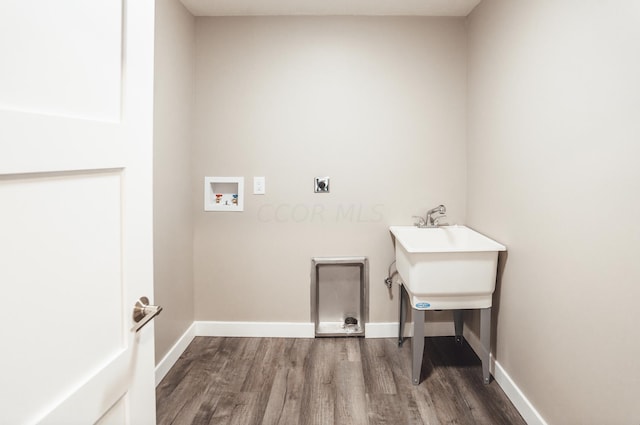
[132,296,163,332]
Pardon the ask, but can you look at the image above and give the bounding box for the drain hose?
[385,261,399,288]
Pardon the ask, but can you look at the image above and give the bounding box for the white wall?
[466,1,640,423]
[192,17,467,324]
[153,0,196,363]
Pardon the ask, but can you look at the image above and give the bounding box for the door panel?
[95,396,128,425]
[37,350,130,424]
[0,1,122,121]
[0,113,123,175]
[0,0,156,424]
[0,172,124,423]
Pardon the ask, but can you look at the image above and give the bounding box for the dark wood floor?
[156,336,526,425]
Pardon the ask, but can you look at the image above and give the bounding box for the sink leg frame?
[399,286,493,386]
[480,307,492,385]
[454,310,464,344]
[398,284,407,347]
[411,308,425,385]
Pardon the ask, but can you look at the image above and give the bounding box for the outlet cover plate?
[314,177,330,193]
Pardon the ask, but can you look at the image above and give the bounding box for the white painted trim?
[194,321,456,339]
[154,322,196,386]
[196,321,454,339]
[364,321,457,338]
[463,330,548,425]
[492,360,549,425]
[364,322,399,338]
[195,321,315,338]
[462,327,484,366]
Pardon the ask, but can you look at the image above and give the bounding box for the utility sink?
[389,225,506,310]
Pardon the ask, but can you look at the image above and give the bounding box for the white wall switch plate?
[253,176,265,194]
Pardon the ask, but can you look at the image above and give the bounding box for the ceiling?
[179,0,482,17]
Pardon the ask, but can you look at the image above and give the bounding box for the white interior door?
[0,1,157,424]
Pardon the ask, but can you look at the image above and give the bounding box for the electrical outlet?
[314,177,330,193]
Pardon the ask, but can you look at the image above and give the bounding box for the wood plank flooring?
[156,336,526,425]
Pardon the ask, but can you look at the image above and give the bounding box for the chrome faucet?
[413,204,446,228]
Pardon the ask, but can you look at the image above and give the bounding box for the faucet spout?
[425,204,446,227]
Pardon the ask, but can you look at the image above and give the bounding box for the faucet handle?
[433,216,448,226]
[412,216,426,227]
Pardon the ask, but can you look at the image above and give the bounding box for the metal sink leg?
[398,284,407,346]
[412,308,425,385]
[453,309,464,344]
[481,307,492,384]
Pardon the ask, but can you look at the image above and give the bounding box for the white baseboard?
[154,322,196,386]
[364,321,457,338]
[461,327,485,367]
[363,322,399,338]
[195,321,315,338]
[463,330,548,425]
[492,360,548,425]
[194,321,455,339]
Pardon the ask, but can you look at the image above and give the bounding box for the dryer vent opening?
[311,257,368,337]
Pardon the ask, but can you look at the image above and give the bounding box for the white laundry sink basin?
[389,225,506,310]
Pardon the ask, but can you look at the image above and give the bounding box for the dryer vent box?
[311,257,368,337]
